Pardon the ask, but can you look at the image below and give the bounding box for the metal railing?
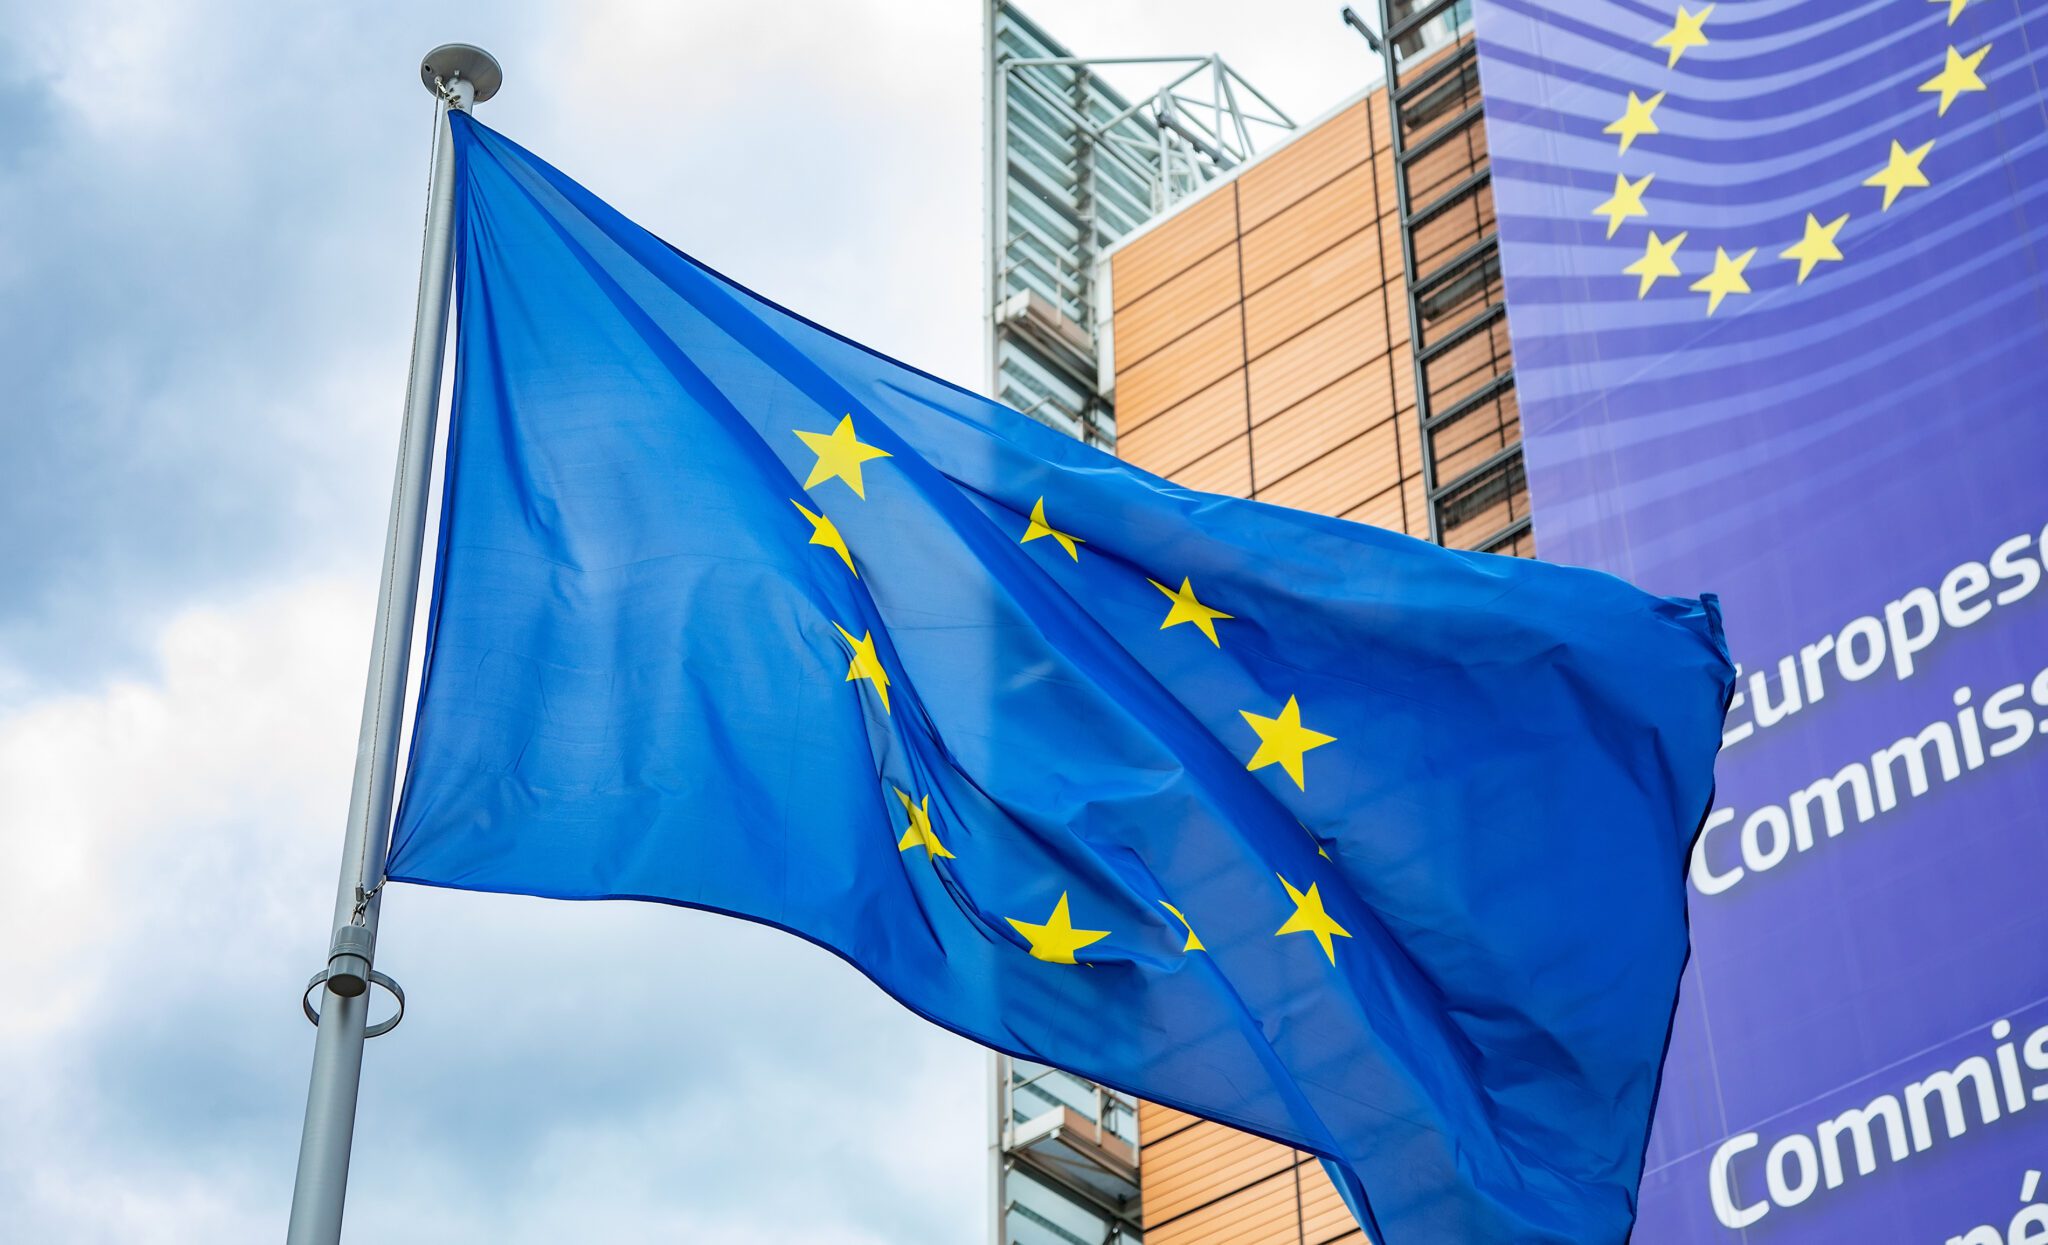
[989,1,1295,448]
[1369,0,1528,554]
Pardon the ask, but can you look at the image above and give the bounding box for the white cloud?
[0,575,365,1041]
[0,1,1369,1237]
[0,575,984,1242]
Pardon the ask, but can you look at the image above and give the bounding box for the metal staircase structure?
[1371,0,1533,555]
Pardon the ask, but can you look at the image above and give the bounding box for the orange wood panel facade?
[1106,37,1530,1233]
[1137,1102,1364,1245]
[1108,92,1428,549]
[1106,88,1422,1245]
[1095,36,1533,1239]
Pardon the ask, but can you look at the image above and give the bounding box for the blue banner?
[1475,0,2048,1239]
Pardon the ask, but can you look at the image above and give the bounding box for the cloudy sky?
[0,3,1374,1239]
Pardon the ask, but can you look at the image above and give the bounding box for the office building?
[988,2,1510,1240]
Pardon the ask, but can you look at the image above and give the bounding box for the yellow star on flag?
[1780,212,1848,284]
[1934,0,1969,25]
[1301,821,1331,861]
[1159,901,1204,953]
[1008,892,1111,964]
[791,499,856,575]
[1240,695,1336,791]
[833,622,891,712]
[1604,90,1666,154]
[1148,576,1232,646]
[1623,229,1687,297]
[1592,172,1654,239]
[1653,5,1714,68]
[1689,246,1756,315]
[794,414,891,498]
[1275,874,1352,965]
[1920,43,1990,117]
[1021,497,1083,560]
[893,787,953,859]
[1864,139,1934,211]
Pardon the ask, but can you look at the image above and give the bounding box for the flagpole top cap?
[420,44,502,104]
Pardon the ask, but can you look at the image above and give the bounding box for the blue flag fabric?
[388,112,1732,1243]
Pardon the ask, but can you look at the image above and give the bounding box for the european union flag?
[388,113,1732,1243]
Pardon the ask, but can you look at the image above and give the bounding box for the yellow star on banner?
[893,787,953,859]
[794,414,891,498]
[1780,212,1848,284]
[1653,5,1714,68]
[1147,576,1232,646]
[833,622,891,712]
[1592,172,1654,239]
[1934,0,1969,25]
[1159,901,1204,953]
[1021,497,1083,560]
[1275,874,1352,965]
[1920,43,1990,116]
[1864,139,1934,210]
[1301,821,1332,861]
[791,499,856,575]
[1604,90,1666,154]
[1624,229,1687,297]
[1240,695,1336,791]
[1690,246,1756,315]
[1008,892,1110,964]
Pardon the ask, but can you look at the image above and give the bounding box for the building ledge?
[1010,1104,1141,1213]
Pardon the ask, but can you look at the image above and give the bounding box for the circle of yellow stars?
[1599,1,1991,316]
[783,411,1356,970]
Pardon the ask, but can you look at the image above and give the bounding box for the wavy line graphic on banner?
[1476,0,2048,576]
[1481,0,2039,394]
[1589,3,1989,315]
[1473,1,2048,1237]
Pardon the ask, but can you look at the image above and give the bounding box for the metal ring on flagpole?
[302,969,406,1038]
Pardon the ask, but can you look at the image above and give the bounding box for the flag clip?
[350,881,382,926]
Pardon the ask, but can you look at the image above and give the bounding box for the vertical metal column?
[1374,1,1528,554]
[1375,3,1438,541]
[284,44,499,1245]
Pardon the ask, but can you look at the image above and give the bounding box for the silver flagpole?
[285,44,500,1245]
